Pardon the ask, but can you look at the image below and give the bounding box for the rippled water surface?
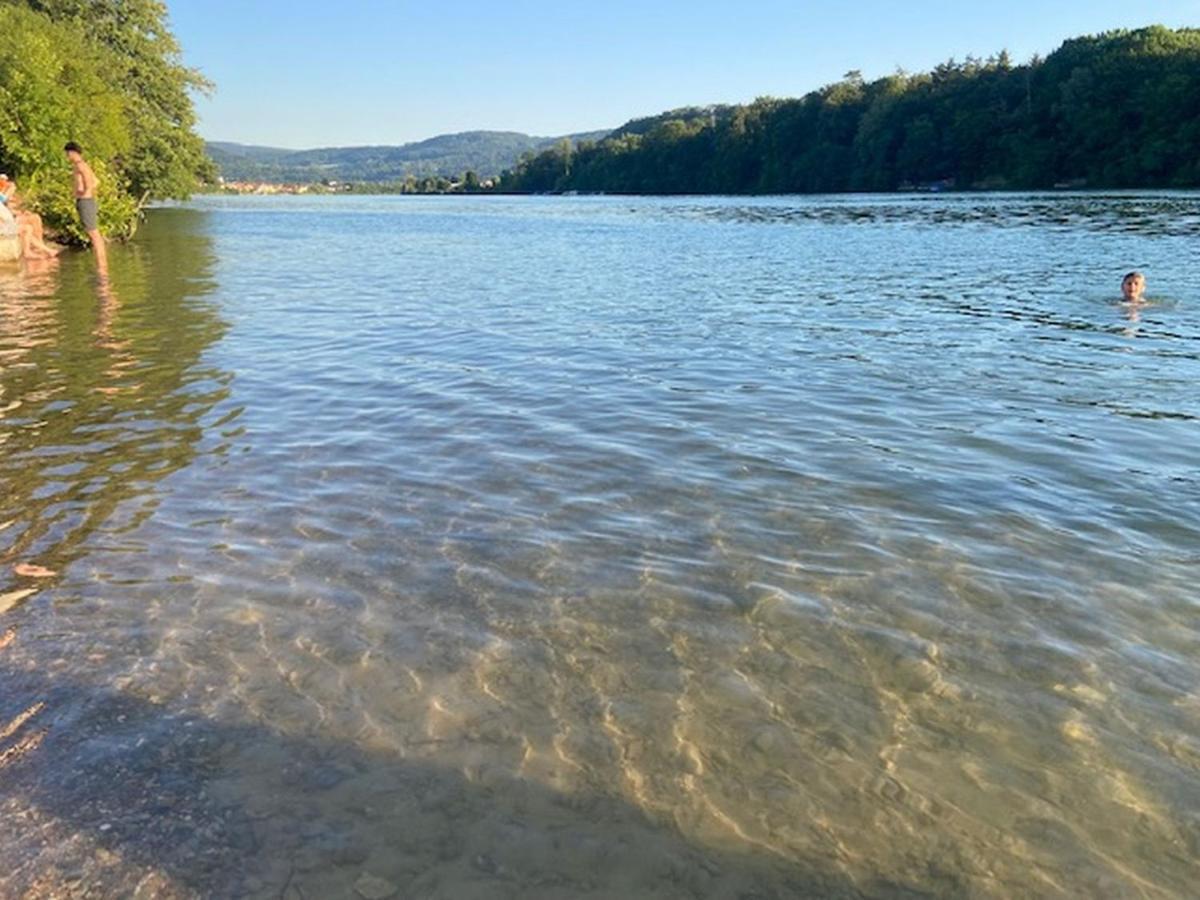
[2,194,1198,898]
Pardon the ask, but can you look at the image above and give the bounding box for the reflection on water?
[0,210,228,607]
[1,195,1199,898]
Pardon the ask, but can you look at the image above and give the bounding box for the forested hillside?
[499,27,1200,194]
[209,131,610,183]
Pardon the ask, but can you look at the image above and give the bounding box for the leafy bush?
[0,1,210,240]
[0,9,129,167]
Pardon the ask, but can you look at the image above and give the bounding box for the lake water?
[1,194,1198,898]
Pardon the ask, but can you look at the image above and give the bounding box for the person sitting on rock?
[0,197,18,257]
[0,175,59,259]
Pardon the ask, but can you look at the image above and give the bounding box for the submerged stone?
[354,873,399,900]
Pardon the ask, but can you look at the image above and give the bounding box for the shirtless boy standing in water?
[64,141,107,274]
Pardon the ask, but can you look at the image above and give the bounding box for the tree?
[0,6,138,239]
[0,1,212,240]
[497,26,1200,196]
[17,0,215,201]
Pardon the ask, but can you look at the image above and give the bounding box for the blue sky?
[171,0,1198,149]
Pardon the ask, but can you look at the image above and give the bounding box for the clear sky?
[171,0,1198,149]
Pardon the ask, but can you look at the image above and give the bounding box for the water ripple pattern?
[1,195,1198,898]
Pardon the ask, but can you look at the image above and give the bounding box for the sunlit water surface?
[1,194,1198,898]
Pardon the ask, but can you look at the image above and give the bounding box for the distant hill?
[207,130,611,183]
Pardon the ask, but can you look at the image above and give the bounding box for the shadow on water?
[0,650,903,899]
[0,208,232,611]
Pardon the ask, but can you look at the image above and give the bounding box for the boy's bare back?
[73,160,97,199]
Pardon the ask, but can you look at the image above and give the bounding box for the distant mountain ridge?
[207,129,610,183]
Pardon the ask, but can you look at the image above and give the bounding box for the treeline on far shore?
[209,172,494,196]
[496,26,1200,195]
[345,173,492,194]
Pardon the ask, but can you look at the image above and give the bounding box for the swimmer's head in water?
[1121,271,1146,302]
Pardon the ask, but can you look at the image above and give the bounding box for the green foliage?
[0,7,129,173]
[338,171,489,194]
[0,0,210,241]
[19,0,214,200]
[498,27,1200,194]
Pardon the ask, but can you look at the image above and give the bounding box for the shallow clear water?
[1,194,1198,898]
